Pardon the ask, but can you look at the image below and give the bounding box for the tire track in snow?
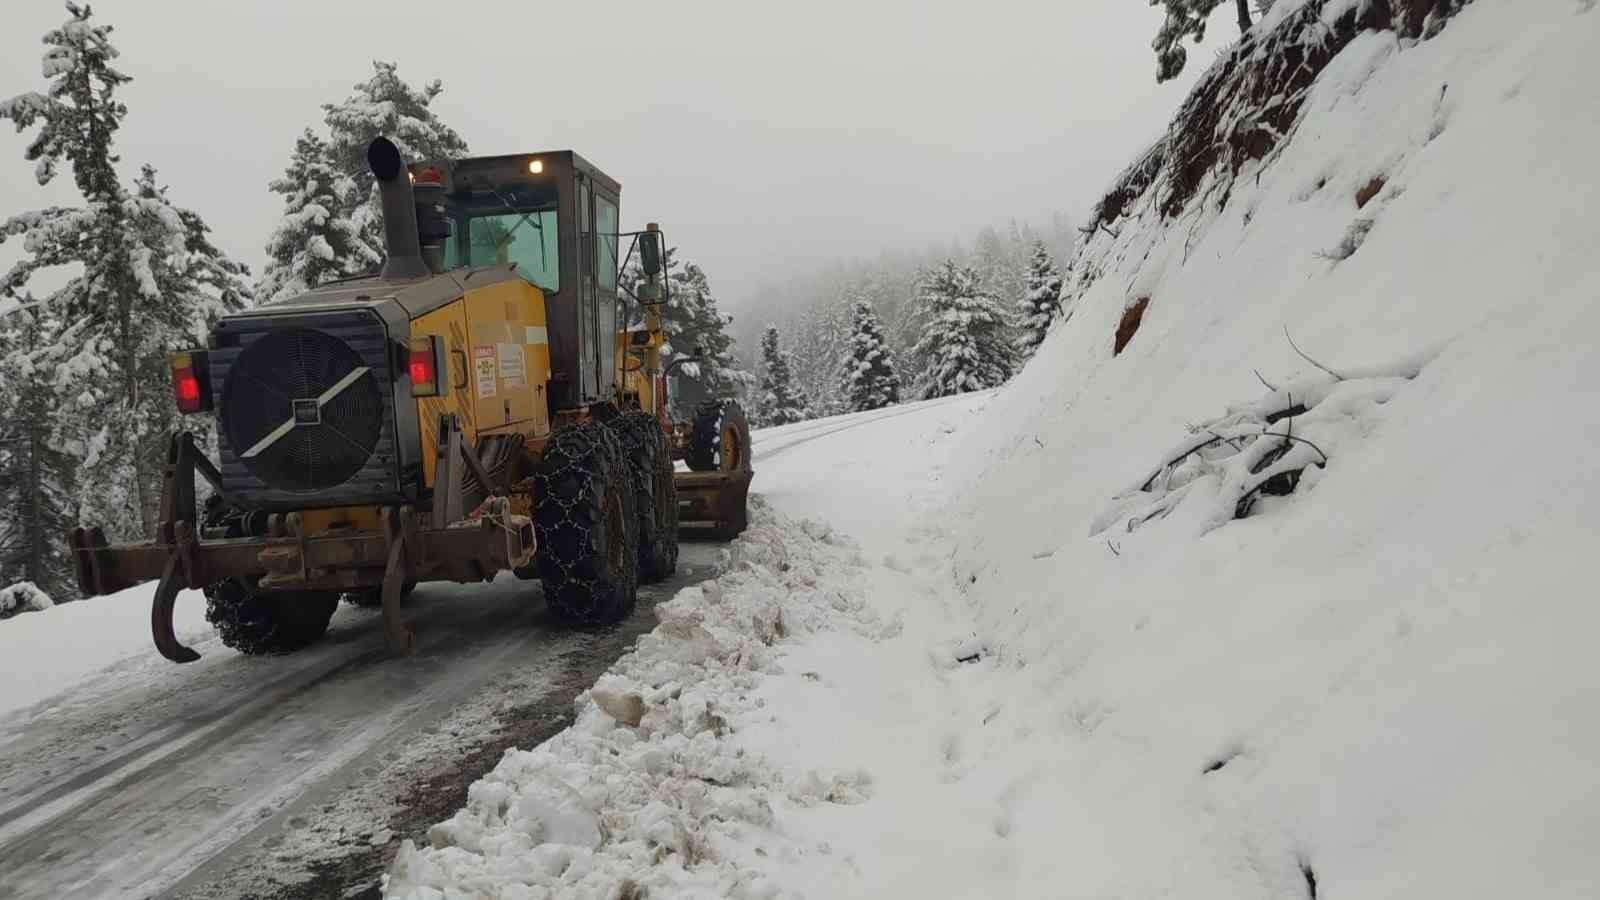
[754,393,986,463]
[0,547,722,900]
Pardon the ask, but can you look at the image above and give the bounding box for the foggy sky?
[1,0,1234,320]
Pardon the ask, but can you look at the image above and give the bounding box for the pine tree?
[910,260,1016,399]
[788,296,851,418]
[756,326,806,426]
[841,300,900,412]
[256,129,377,304]
[972,225,1026,313]
[0,314,77,601]
[1149,0,1254,82]
[623,249,755,416]
[1015,240,1064,360]
[663,253,752,414]
[0,2,249,539]
[322,61,469,271]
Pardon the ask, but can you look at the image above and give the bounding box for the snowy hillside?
[940,0,1600,896]
[387,2,1599,897]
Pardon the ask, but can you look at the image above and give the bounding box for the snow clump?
[0,582,54,619]
[384,498,884,899]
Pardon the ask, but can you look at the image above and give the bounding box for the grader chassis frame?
[68,428,535,663]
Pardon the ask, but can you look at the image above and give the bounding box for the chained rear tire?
[527,422,639,624]
[204,580,339,655]
[609,410,679,582]
[686,399,723,472]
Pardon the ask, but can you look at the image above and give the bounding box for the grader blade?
[672,399,753,541]
[675,469,752,540]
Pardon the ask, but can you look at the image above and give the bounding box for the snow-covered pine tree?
[623,247,754,415]
[322,61,469,271]
[756,326,806,426]
[910,260,1016,399]
[972,225,1026,314]
[0,2,250,538]
[0,314,77,601]
[788,296,851,418]
[841,300,900,412]
[1015,240,1064,360]
[256,129,377,304]
[1149,0,1254,82]
[666,255,752,413]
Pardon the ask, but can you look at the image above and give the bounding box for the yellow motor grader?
[66,137,752,662]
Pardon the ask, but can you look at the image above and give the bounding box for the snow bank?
[934,1,1600,896]
[384,500,893,899]
[0,582,211,717]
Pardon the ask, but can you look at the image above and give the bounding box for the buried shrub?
[1318,217,1376,261]
[1091,347,1429,538]
[0,582,53,620]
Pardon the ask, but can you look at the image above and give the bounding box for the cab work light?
[409,335,447,397]
[170,350,211,414]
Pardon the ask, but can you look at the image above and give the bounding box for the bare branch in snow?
[1283,326,1345,380]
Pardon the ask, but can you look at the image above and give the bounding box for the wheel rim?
[720,423,745,472]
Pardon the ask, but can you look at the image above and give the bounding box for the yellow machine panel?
[410,278,553,488]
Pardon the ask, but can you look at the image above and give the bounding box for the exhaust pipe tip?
[367,135,405,182]
[367,136,430,281]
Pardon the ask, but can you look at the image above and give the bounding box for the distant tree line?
[735,221,1071,427]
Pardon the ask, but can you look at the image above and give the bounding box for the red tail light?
[170,350,211,414]
[409,335,446,397]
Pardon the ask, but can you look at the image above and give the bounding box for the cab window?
[442,186,561,292]
[595,196,618,291]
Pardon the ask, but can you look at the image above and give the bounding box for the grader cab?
[66,137,752,662]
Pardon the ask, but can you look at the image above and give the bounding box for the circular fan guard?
[222,328,383,491]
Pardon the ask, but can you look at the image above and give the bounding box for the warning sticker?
[473,346,497,398]
[496,342,526,387]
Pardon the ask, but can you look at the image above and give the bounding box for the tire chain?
[686,399,724,472]
[608,410,679,582]
[203,581,339,655]
[530,421,638,624]
[199,497,339,654]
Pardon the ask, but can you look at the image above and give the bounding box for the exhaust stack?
[367,136,429,281]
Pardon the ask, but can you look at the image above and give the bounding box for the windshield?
[442,188,561,292]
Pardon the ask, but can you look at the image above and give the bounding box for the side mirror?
[640,223,662,277]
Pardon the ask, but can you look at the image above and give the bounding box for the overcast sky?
[2,0,1233,316]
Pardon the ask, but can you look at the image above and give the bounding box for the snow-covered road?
[0,547,721,899]
[0,399,965,900]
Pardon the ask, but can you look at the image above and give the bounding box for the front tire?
[528,422,639,624]
[686,399,723,472]
[608,410,679,582]
[204,580,339,655]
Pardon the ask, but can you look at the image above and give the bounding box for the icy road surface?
[0,398,979,900]
[0,547,720,899]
